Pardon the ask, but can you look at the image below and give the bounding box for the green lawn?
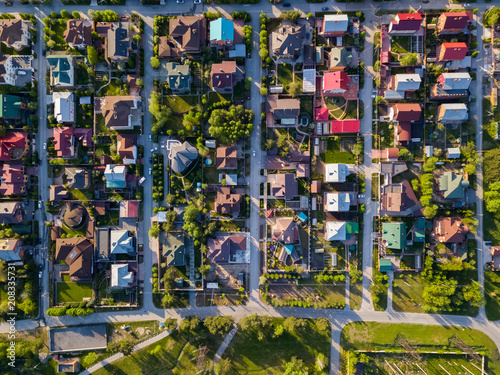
[341,322,500,375]
[392,273,426,313]
[93,327,225,375]
[56,277,93,303]
[0,44,31,56]
[320,138,355,164]
[223,318,331,374]
[485,270,500,321]
[372,121,394,149]
[165,95,198,114]
[391,36,410,54]
[349,282,362,310]
[208,92,231,106]
[49,20,69,51]
[484,207,500,245]
[277,64,294,91]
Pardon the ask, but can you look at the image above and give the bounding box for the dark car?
[322,6,328,10]
[283,2,290,7]
[149,157,153,164]
[42,49,46,56]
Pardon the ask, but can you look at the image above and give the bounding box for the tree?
[283,357,308,375]
[198,264,211,277]
[350,269,362,283]
[161,293,175,308]
[87,46,98,66]
[463,282,484,307]
[485,181,500,214]
[259,86,268,96]
[47,39,56,50]
[288,81,301,98]
[265,139,276,150]
[18,298,36,316]
[400,53,418,66]
[422,277,457,312]
[60,9,70,18]
[283,317,306,332]
[151,56,160,69]
[204,316,234,335]
[162,266,177,291]
[180,316,201,332]
[215,358,234,375]
[274,324,284,337]
[423,204,438,219]
[423,157,438,172]
[72,11,80,19]
[133,34,142,45]
[398,148,410,160]
[0,260,6,283]
[118,339,134,356]
[280,10,301,22]
[239,314,272,340]
[149,223,160,238]
[208,105,254,144]
[81,352,99,368]
[315,318,329,331]
[183,110,202,131]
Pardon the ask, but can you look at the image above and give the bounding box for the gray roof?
[272,22,305,59]
[440,72,471,90]
[273,98,300,120]
[170,141,198,174]
[49,325,107,353]
[394,74,421,91]
[323,14,349,32]
[439,103,468,121]
[107,23,130,59]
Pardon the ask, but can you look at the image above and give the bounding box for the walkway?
[213,325,238,367]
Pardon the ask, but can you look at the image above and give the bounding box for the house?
[117,134,137,164]
[438,171,469,200]
[321,14,349,37]
[49,325,107,353]
[214,186,242,214]
[55,238,93,281]
[311,180,321,194]
[0,131,28,161]
[0,164,27,196]
[382,222,407,250]
[162,233,186,267]
[210,18,234,47]
[106,21,132,62]
[436,12,470,34]
[431,72,471,99]
[315,107,329,121]
[324,164,350,183]
[207,234,249,264]
[65,167,90,189]
[431,216,468,244]
[62,203,88,229]
[388,13,422,34]
[329,119,360,134]
[379,258,392,272]
[158,16,207,58]
[328,47,352,71]
[47,56,74,87]
[211,61,237,93]
[110,229,136,256]
[50,185,69,201]
[388,103,421,144]
[120,200,138,218]
[323,71,349,96]
[104,165,127,189]
[267,96,300,126]
[380,180,421,216]
[491,246,500,270]
[53,127,76,158]
[0,19,31,51]
[216,146,237,169]
[272,217,298,244]
[53,92,75,123]
[0,202,23,224]
[0,239,24,262]
[447,147,461,159]
[385,74,421,99]
[0,95,25,119]
[0,54,32,87]
[111,264,135,289]
[303,68,316,93]
[164,62,191,94]
[63,19,92,49]
[97,96,142,130]
[270,174,298,200]
[324,192,351,212]
[271,21,308,61]
[325,221,347,241]
[437,103,468,123]
[437,42,468,62]
[168,140,198,174]
[57,359,80,373]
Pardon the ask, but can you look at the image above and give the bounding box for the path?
[213,325,238,367]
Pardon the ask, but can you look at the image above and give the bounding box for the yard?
[223,318,331,374]
[392,273,426,313]
[391,36,410,54]
[320,138,355,164]
[47,19,68,51]
[56,274,93,303]
[207,91,231,106]
[341,322,500,375]
[485,270,500,321]
[165,95,198,114]
[349,282,362,310]
[93,325,226,375]
[372,121,394,149]
[277,63,294,91]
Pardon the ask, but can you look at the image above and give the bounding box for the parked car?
[149,134,152,141]
[43,143,46,150]
[42,49,46,56]
[39,271,42,279]
[194,0,201,3]
[176,0,184,3]
[149,168,152,175]
[252,150,256,157]
[283,2,290,7]
[322,7,328,11]
[149,157,153,164]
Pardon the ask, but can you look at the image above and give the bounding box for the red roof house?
[211,61,237,94]
[0,131,28,162]
[389,103,422,122]
[53,127,75,158]
[0,164,26,196]
[436,12,470,34]
[389,13,422,34]
[315,107,329,121]
[120,200,138,218]
[323,71,349,96]
[437,42,468,62]
[329,120,360,133]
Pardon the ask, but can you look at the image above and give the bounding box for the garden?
[56,274,93,304]
[320,138,356,164]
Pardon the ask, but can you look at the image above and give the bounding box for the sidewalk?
[213,326,238,366]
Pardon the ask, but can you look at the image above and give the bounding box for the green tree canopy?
[208,105,254,144]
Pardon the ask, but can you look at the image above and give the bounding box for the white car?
[154,147,158,152]
[39,271,42,279]
[176,0,184,3]
[371,94,376,99]
[43,143,46,150]
[149,135,152,141]
[194,0,201,3]
[252,150,256,157]
[149,168,152,175]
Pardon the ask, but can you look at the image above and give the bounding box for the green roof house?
[379,258,392,272]
[438,171,469,200]
[414,230,425,243]
[162,233,186,267]
[329,47,352,71]
[165,62,192,94]
[382,222,407,250]
[47,56,74,87]
[0,95,24,119]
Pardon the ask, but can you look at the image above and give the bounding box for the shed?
[297,212,308,223]
[379,258,392,272]
[447,147,460,159]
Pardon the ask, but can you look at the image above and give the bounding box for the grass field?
[349,282,362,310]
[165,95,198,114]
[277,64,294,92]
[320,138,355,164]
[392,273,426,313]
[341,322,500,375]
[56,275,93,303]
[93,327,225,375]
[223,318,331,374]
[485,270,500,321]
[208,92,231,106]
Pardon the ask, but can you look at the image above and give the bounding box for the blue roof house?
[210,18,234,47]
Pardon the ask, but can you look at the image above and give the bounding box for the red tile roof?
[397,123,411,142]
[315,107,329,121]
[397,13,422,21]
[211,61,236,90]
[330,119,360,133]
[53,127,74,157]
[386,148,399,159]
[439,12,469,31]
[120,200,138,218]
[439,42,468,61]
[323,71,348,92]
[0,164,25,196]
[392,103,421,121]
[0,131,27,161]
[390,13,422,32]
